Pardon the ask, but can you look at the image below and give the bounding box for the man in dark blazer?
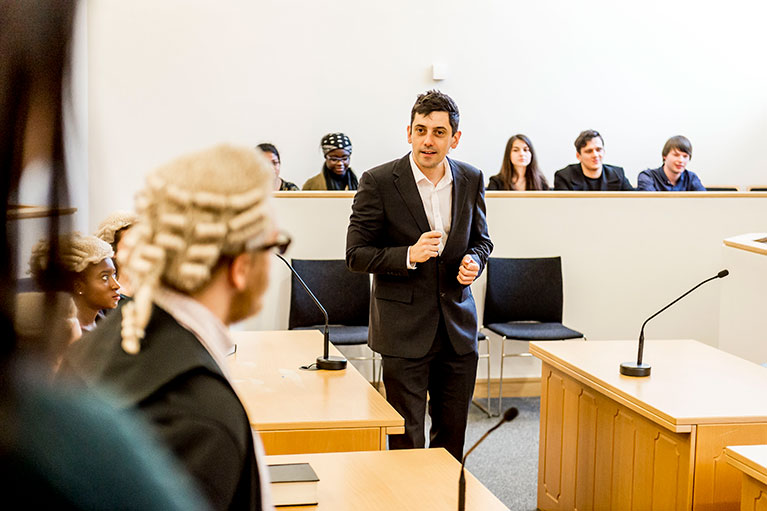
[346,91,493,460]
[554,129,634,190]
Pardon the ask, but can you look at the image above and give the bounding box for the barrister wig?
[95,210,139,248]
[29,233,114,290]
[118,144,273,354]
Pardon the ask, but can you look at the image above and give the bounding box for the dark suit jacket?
[346,154,493,359]
[59,305,261,511]
[553,163,634,191]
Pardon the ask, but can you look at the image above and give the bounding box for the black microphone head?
[502,407,519,423]
[717,269,729,278]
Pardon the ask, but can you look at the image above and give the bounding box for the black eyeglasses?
[247,232,292,255]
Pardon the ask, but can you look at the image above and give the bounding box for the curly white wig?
[119,144,273,354]
[95,210,139,245]
[29,232,114,281]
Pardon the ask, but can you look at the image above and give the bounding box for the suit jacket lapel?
[393,153,430,233]
[445,158,467,253]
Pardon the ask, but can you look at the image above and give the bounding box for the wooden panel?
[694,424,767,511]
[539,369,565,506]
[259,427,381,455]
[538,363,692,511]
[741,475,767,511]
[574,389,598,511]
[530,340,767,430]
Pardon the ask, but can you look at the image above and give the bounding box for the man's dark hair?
[257,143,280,162]
[410,90,460,135]
[574,130,604,154]
[662,135,692,159]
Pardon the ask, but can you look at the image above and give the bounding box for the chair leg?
[484,338,491,414]
[470,336,493,418]
[498,337,506,416]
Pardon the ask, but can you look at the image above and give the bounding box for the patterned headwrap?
[321,133,352,156]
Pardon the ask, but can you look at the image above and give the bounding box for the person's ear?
[229,253,252,292]
[73,280,84,296]
[406,125,412,144]
[576,150,582,163]
[450,130,462,150]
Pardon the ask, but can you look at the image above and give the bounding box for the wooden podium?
[719,233,767,365]
[531,339,767,510]
[725,445,767,511]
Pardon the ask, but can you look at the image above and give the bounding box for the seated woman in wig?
[303,132,359,190]
[30,233,121,333]
[487,134,550,191]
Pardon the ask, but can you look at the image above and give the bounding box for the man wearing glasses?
[346,91,493,461]
[61,145,286,511]
[302,132,359,190]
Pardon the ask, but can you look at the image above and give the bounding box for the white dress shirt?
[407,153,453,267]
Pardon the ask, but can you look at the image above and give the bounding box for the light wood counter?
[265,448,509,510]
[724,233,767,256]
[531,339,767,510]
[725,445,767,511]
[228,330,403,455]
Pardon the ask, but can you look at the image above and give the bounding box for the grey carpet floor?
[464,397,540,511]
[424,396,540,511]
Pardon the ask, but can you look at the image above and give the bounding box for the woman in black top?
[487,134,549,191]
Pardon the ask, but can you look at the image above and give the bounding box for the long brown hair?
[498,134,548,191]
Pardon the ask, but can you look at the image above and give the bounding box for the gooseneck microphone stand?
[620,269,729,377]
[276,254,347,370]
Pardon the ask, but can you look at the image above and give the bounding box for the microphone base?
[316,355,347,371]
[620,361,651,377]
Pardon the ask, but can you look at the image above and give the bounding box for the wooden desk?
[228,330,403,455]
[530,339,767,510]
[265,448,509,510]
[725,445,767,511]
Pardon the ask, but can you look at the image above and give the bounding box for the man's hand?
[409,230,442,264]
[457,254,479,285]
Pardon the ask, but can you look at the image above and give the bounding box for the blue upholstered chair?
[482,257,583,414]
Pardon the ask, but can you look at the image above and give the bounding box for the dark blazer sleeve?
[617,167,635,190]
[553,169,573,190]
[346,169,409,276]
[140,372,250,511]
[486,174,503,190]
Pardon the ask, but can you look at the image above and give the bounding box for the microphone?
[458,407,518,511]
[276,254,347,371]
[620,269,729,377]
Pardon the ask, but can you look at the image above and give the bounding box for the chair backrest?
[747,185,767,192]
[288,259,370,329]
[483,257,563,325]
[705,185,740,191]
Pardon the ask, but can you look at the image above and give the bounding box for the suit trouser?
[381,319,479,461]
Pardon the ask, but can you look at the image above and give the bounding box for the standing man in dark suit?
[554,129,634,190]
[346,90,493,460]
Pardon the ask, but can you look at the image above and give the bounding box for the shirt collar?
[409,152,452,188]
[153,286,234,379]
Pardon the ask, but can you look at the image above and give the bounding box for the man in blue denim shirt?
[637,136,705,191]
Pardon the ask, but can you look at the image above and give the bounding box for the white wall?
[237,193,767,379]
[87,0,767,229]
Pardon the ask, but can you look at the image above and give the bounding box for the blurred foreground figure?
[0,2,207,509]
[61,145,279,511]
